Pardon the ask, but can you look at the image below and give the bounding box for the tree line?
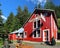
[0,6,31,34]
[0,1,60,35]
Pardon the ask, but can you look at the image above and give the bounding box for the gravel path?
[25,42,60,48]
[3,40,60,48]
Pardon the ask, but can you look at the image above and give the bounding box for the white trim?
[32,14,41,38]
[36,19,38,28]
[51,14,54,37]
[40,13,46,22]
[43,29,50,42]
[24,31,27,38]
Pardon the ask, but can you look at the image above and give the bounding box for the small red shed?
[23,9,58,42]
[9,28,24,41]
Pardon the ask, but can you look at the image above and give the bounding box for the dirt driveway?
[23,42,60,48]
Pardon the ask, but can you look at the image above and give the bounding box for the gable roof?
[23,8,58,28]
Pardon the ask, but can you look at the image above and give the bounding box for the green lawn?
[56,42,60,45]
[0,38,3,48]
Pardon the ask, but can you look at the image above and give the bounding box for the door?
[43,29,50,42]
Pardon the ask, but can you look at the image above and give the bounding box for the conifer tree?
[5,12,15,32]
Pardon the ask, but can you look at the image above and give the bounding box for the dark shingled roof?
[23,8,58,28]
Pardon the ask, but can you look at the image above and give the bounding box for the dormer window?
[43,12,48,16]
[42,12,51,17]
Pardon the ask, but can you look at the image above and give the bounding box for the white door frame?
[43,29,50,42]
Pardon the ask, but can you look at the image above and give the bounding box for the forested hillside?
[0,1,60,35]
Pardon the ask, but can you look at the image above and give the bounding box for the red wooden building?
[23,9,58,42]
[9,9,58,43]
[8,29,23,41]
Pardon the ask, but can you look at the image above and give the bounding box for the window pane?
[37,30,40,37]
[34,20,40,28]
[38,20,40,28]
[42,12,51,16]
[34,21,36,28]
[34,30,36,37]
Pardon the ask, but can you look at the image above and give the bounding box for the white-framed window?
[33,18,41,38]
[33,29,40,38]
[34,20,40,28]
[16,33,23,38]
[20,33,23,38]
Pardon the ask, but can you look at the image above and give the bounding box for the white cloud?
[1,15,7,20]
[26,0,47,6]
[38,0,43,3]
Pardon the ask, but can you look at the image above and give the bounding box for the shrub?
[51,37,56,45]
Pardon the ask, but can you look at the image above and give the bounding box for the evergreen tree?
[44,1,55,9]
[58,19,60,33]
[37,4,41,8]
[55,6,60,18]
[15,6,22,30]
[23,6,30,24]
[35,4,41,9]
[5,12,15,32]
[15,6,30,30]
[0,9,4,33]
[44,1,60,33]
[44,1,60,18]
[0,16,3,33]
[0,10,3,25]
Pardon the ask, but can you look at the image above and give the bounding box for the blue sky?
[0,0,60,19]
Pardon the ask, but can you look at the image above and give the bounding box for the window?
[34,22,36,28]
[33,19,40,38]
[20,33,23,38]
[37,20,40,28]
[34,20,40,28]
[37,30,40,37]
[33,30,40,38]
[43,12,48,16]
[16,33,23,38]
[34,31,36,37]
[42,12,51,17]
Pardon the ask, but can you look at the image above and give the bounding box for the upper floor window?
[38,20,40,28]
[34,20,40,28]
[42,12,51,17]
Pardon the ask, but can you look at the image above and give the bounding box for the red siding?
[24,14,42,42]
[9,34,16,40]
[41,16,51,41]
[24,14,51,42]
[50,15,57,40]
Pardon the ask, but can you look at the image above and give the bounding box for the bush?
[51,37,56,45]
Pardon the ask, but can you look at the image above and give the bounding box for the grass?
[0,38,3,48]
[56,42,60,45]
[23,41,60,45]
